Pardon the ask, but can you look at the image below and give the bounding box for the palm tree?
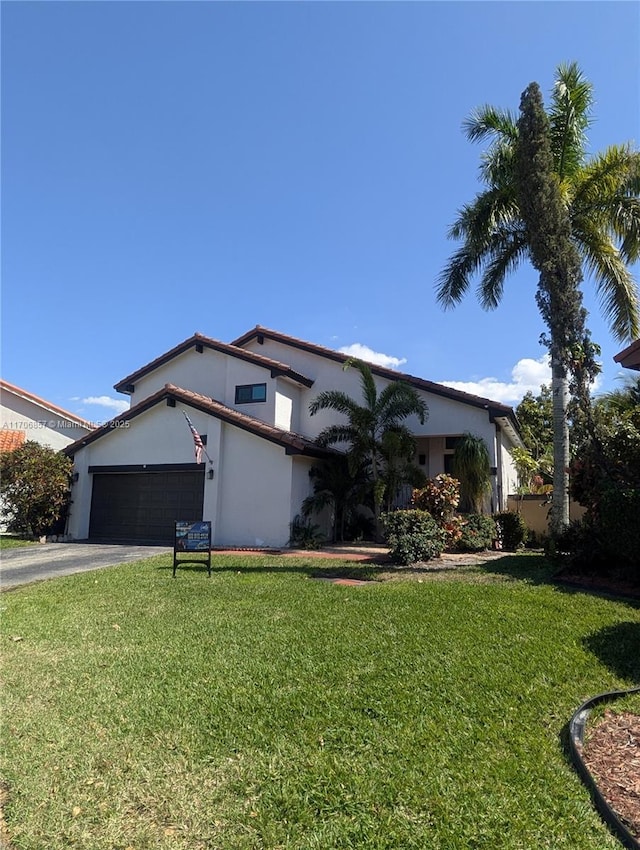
[309,359,428,540]
[301,456,369,543]
[452,432,492,513]
[436,62,640,533]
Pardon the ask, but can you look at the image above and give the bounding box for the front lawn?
[1,553,638,849]
[0,534,37,550]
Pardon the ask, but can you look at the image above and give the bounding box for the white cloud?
[338,343,407,370]
[81,396,130,415]
[439,356,552,404]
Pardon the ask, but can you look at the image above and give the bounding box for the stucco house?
[63,326,523,547]
[1,379,93,452]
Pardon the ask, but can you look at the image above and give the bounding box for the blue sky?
[2,1,639,424]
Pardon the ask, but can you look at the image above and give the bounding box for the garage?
[88,465,205,544]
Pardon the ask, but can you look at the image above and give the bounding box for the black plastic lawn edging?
[568,686,640,849]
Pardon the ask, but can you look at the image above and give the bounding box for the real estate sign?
[173,520,211,576]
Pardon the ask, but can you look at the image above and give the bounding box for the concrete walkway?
[0,542,171,590]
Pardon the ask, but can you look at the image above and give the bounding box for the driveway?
[0,542,171,590]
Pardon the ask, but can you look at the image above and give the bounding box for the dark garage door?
[89,470,205,543]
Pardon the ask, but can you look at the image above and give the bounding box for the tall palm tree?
[436,62,640,532]
[309,359,428,540]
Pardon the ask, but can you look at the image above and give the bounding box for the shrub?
[494,511,529,551]
[0,442,73,537]
[441,515,465,549]
[288,515,325,550]
[382,510,446,565]
[411,474,460,522]
[456,514,497,552]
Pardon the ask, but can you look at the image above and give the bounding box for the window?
[235,383,267,404]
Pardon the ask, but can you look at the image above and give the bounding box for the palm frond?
[463,105,518,144]
[575,221,640,340]
[376,383,428,428]
[315,424,358,449]
[308,390,359,418]
[549,61,593,179]
[438,189,523,309]
[477,228,528,310]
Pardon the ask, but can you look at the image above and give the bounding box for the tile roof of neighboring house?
[614,338,640,371]
[232,326,522,437]
[113,333,315,395]
[0,429,26,453]
[0,380,94,430]
[63,384,336,460]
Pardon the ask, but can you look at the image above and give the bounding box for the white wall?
[214,426,294,548]
[1,391,92,451]
[130,348,225,404]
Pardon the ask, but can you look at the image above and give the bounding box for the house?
[0,379,93,453]
[1,380,94,533]
[63,326,523,546]
[614,339,640,371]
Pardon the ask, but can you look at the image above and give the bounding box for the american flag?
[182,410,204,464]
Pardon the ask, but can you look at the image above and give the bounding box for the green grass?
[0,534,37,549]
[1,553,639,849]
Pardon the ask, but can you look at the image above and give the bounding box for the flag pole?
[181,409,214,466]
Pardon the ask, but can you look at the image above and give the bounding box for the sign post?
[173,520,212,577]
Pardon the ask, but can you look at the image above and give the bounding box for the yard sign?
[173,520,212,577]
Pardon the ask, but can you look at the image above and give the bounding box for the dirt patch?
[582,709,640,842]
[555,570,640,600]
[0,782,15,850]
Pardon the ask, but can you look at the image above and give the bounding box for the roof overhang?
[614,339,640,371]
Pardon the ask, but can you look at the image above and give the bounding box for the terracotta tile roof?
[231,326,520,424]
[64,384,336,459]
[113,333,314,394]
[0,380,94,430]
[0,429,25,453]
[614,338,640,371]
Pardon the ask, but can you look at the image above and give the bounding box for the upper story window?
[235,383,267,404]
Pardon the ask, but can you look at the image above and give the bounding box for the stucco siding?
[215,427,293,548]
[130,348,225,406]
[1,393,91,451]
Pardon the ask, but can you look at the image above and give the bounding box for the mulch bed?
[582,709,640,843]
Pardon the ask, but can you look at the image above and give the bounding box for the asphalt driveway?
[0,542,171,590]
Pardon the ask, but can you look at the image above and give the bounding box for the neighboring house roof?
[0,429,26,453]
[614,339,640,371]
[0,379,94,430]
[113,333,315,395]
[63,384,336,459]
[232,325,523,441]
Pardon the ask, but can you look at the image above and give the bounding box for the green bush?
[558,488,640,574]
[0,442,73,537]
[494,511,529,551]
[596,487,640,568]
[382,509,447,565]
[288,515,325,550]
[456,514,497,552]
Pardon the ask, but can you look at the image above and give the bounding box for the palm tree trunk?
[550,354,570,534]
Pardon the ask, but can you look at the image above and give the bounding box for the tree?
[437,62,640,533]
[515,385,553,461]
[301,456,369,542]
[309,359,428,540]
[452,432,492,513]
[515,81,591,532]
[568,377,640,574]
[0,441,73,537]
